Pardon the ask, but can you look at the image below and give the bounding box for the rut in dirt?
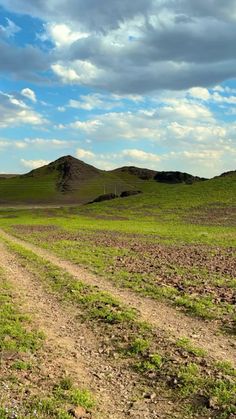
[0,228,235,367]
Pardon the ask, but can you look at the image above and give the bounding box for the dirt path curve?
[0,228,235,367]
[0,243,153,419]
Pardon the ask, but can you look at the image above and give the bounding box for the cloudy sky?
[0,0,236,176]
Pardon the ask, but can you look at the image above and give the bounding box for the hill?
[23,155,100,192]
[0,156,138,205]
[0,155,234,205]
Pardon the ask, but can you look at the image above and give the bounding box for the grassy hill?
[0,156,235,212]
[81,170,235,228]
[0,156,137,205]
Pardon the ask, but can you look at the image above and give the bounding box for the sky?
[0,0,236,177]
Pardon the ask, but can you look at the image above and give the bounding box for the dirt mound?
[154,171,207,184]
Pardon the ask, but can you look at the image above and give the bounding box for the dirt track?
[0,228,235,368]
[0,242,167,419]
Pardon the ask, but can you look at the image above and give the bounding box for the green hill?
[0,156,235,212]
[0,156,137,205]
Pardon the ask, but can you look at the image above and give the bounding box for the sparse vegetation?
[0,267,95,418]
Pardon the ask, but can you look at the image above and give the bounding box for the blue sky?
[0,0,235,177]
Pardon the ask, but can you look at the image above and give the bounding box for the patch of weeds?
[31,378,95,418]
[135,353,163,372]
[68,388,95,409]
[209,379,236,414]
[128,338,150,355]
[0,407,8,419]
[12,360,32,371]
[176,337,207,357]
[215,361,236,377]
[174,294,221,319]
[177,363,202,397]
[57,376,73,391]
[80,291,137,324]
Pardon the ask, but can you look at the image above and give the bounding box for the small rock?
[68,406,88,418]
[143,392,156,400]
[209,396,219,410]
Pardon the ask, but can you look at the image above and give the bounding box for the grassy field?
[0,169,235,417]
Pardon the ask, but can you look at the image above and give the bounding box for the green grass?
[176,337,207,357]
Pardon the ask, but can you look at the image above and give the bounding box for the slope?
[83,170,236,225]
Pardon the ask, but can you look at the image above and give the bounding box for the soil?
[12,226,236,306]
[185,206,236,227]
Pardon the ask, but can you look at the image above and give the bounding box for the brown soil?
[185,206,236,227]
[12,226,236,306]
[0,228,235,368]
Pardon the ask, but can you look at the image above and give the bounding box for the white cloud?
[188,86,236,105]
[68,93,122,111]
[0,137,72,151]
[52,60,103,84]
[20,159,50,170]
[43,23,89,47]
[52,64,81,83]
[21,88,37,103]
[0,18,21,38]
[0,91,46,128]
[24,138,71,147]
[76,148,95,159]
[188,87,211,101]
[122,149,161,162]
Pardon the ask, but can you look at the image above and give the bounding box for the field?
[0,172,235,418]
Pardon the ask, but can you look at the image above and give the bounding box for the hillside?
[0,155,234,205]
[82,170,236,228]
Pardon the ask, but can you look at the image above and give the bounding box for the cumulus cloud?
[1,0,236,92]
[42,23,89,47]
[76,148,95,159]
[21,88,37,103]
[70,97,214,142]
[20,159,50,170]
[0,91,47,127]
[122,149,161,162]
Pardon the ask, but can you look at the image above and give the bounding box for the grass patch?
[176,337,207,357]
